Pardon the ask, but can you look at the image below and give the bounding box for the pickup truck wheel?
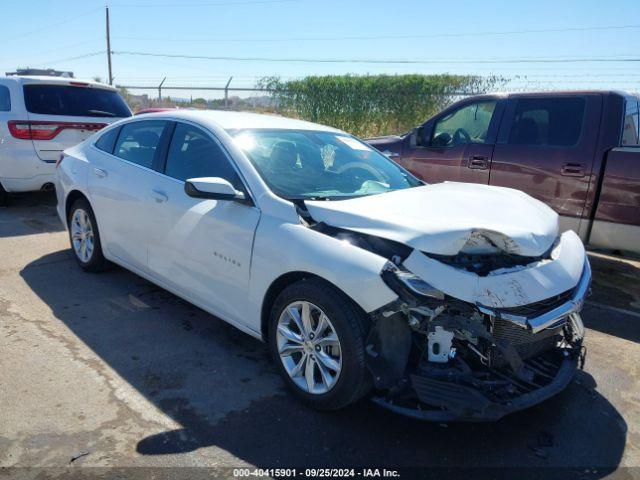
[68,198,110,272]
[269,279,372,410]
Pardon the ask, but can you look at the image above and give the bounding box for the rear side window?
[508,97,585,146]
[113,121,167,169]
[24,85,131,118]
[621,99,639,147]
[0,85,10,111]
[95,127,120,154]
[164,122,240,186]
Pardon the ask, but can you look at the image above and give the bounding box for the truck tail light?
[7,121,107,141]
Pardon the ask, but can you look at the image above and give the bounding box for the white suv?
[0,76,131,204]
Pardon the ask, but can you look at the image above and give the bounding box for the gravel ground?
[0,191,638,478]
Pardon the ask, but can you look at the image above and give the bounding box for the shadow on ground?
[0,191,63,238]
[19,249,628,472]
[585,252,640,343]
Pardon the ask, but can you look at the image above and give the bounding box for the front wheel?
[68,198,110,272]
[268,279,372,410]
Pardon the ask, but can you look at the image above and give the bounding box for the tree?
[258,74,505,137]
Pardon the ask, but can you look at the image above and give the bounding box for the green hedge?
[258,74,503,137]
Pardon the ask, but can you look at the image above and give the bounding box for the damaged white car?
[56,111,589,421]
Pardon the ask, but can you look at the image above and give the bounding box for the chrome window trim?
[89,118,258,207]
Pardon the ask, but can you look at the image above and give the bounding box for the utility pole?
[105,6,113,85]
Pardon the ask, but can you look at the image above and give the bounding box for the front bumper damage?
[366,258,590,422]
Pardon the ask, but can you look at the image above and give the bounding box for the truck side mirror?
[415,123,433,147]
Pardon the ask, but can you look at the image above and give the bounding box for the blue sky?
[2,0,639,99]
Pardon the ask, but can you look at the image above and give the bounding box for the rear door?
[396,98,504,184]
[23,81,131,162]
[489,94,602,231]
[88,120,170,272]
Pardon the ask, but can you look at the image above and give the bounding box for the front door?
[397,99,503,185]
[147,121,260,326]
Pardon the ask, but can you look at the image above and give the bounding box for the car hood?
[305,182,559,257]
[365,134,404,147]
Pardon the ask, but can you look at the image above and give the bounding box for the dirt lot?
[1,192,639,477]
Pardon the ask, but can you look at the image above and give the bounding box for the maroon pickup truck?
[368,91,640,255]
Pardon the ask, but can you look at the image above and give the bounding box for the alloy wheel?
[276,301,342,394]
[71,208,95,263]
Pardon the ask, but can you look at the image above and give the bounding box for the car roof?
[138,109,344,133]
[0,75,117,91]
[462,90,635,99]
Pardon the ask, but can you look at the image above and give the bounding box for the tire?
[68,198,110,272]
[0,182,8,207]
[268,278,372,410]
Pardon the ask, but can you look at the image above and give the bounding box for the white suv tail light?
[7,121,107,141]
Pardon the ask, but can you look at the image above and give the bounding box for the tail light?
[8,121,107,141]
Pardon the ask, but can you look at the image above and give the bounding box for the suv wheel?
[0,183,8,207]
[269,279,372,410]
[68,198,109,272]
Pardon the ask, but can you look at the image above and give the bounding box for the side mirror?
[184,177,245,201]
[414,123,433,147]
[431,132,452,147]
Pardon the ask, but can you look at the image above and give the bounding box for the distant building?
[6,68,74,77]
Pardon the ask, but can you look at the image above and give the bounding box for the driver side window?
[430,101,497,147]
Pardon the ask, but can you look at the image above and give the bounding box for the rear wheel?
[68,198,109,272]
[268,279,372,410]
[0,182,8,207]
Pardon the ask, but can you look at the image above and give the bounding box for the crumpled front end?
[301,183,589,421]
[364,231,589,421]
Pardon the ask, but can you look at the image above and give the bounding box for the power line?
[25,40,103,58]
[116,72,640,80]
[6,7,103,41]
[114,50,640,65]
[114,24,640,43]
[22,51,105,68]
[110,0,297,7]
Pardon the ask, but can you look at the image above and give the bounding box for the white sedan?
[56,110,589,420]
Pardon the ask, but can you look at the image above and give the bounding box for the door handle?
[561,163,586,177]
[151,190,168,203]
[468,155,489,170]
[93,167,107,178]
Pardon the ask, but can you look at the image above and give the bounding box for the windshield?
[231,129,421,200]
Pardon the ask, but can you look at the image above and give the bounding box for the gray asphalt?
[0,191,639,476]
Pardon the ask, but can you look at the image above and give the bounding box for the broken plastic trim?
[425,239,557,277]
[381,262,445,302]
[477,259,591,334]
[371,354,581,422]
[310,222,412,262]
